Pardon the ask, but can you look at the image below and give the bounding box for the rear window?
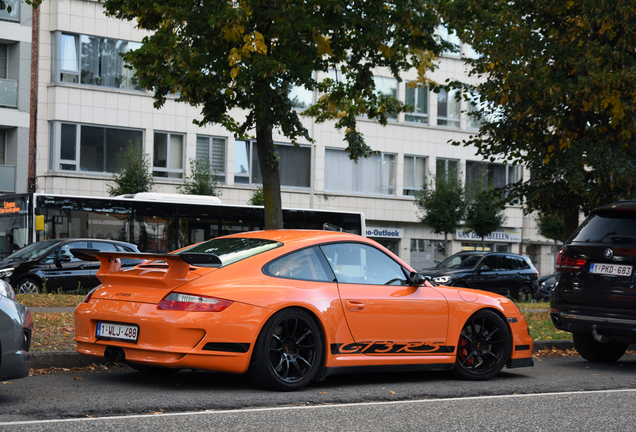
[570,212,636,244]
[177,238,282,266]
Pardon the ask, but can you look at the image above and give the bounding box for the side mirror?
[409,271,428,286]
[479,265,491,272]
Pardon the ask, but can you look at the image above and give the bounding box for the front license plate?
[589,263,633,277]
[96,322,139,342]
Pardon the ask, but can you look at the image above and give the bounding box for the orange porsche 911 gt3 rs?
[74,230,533,391]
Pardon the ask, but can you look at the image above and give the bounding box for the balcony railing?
[0,0,20,21]
[0,79,18,107]
[0,165,16,192]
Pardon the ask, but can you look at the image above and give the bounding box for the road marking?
[3,388,636,426]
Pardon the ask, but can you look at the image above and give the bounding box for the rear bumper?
[551,310,636,344]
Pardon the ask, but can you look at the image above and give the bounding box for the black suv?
[551,200,636,363]
[0,239,140,294]
[419,252,539,299]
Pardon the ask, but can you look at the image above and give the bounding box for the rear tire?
[572,333,628,363]
[246,308,323,391]
[513,284,533,301]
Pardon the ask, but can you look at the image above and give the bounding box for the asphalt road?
[2,354,636,430]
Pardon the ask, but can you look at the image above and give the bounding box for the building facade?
[6,0,558,274]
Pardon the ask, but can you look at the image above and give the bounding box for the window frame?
[0,43,7,79]
[437,88,460,128]
[404,82,428,124]
[153,131,185,179]
[403,155,427,196]
[234,140,311,188]
[436,158,459,181]
[196,135,226,183]
[50,121,145,174]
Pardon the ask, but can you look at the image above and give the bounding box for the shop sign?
[455,228,522,243]
[366,227,403,239]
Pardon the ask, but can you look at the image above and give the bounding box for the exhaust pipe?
[103,346,126,362]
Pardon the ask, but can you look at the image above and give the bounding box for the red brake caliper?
[459,336,473,365]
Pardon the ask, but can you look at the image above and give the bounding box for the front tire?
[572,333,628,363]
[17,277,41,294]
[454,310,511,381]
[246,308,323,391]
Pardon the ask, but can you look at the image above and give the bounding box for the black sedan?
[0,239,140,294]
[420,252,540,300]
[0,279,31,381]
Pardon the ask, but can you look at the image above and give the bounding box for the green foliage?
[415,172,466,250]
[248,185,265,206]
[102,0,449,228]
[446,0,636,238]
[0,0,42,13]
[107,140,154,196]
[536,211,566,244]
[178,158,222,197]
[464,183,506,248]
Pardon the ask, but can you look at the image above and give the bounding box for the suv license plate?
[96,322,139,342]
[589,263,633,277]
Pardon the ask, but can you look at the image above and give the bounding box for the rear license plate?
[589,263,633,277]
[96,322,139,342]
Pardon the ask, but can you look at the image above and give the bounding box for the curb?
[31,341,578,370]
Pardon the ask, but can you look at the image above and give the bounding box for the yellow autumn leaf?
[314,34,333,58]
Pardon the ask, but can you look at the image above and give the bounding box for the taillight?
[157,292,233,312]
[555,249,587,272]
[83,287,98,303]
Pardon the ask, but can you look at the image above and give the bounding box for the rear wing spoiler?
[71,249,222,281]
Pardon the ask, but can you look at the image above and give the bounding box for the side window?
[92,242,118,252]
[320,243,408,285]
[59,241,89,262]
[501,255,518,270]
[516,257,530,270]
[481,255,499,271]
[263,247,334,282]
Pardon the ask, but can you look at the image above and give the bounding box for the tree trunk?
[563,207,580,243]
[256,123,283,230]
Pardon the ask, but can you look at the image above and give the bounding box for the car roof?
[593,200,636,213]
[226,230,368,248]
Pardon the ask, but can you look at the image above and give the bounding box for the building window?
[289,85,313,110]
[153,132,184,179]
[437,88,460,128]
[374,76,398,120]
[436,158,459,181]
[405,83,428,124]
[196,136,226,182]
[0,44,7,79]
[51,122,144,173]
[403,155,426,196]
[0,0,19,21]
[325,149,395,195]
[466,161,520,191]
[438,25,461,56]
[466,93,482,130]
[53,32,142,90]
[234,140,311,187]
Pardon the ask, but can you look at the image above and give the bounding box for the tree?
[103,0,449,229]
[107,140,154,196]
[415,172,466,257]
[446,0,636,239]
[536,211,566,245]
[464,184,506,251]
[248,185,265,206]
[178,158,222,197]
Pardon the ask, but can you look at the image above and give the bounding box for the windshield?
[177,237,282,266]
[438,254,483,269]
[5,240,61,260]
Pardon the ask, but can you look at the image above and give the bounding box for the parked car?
[551,200,636,363]
[0,279,32,381]
[538,273,556,301]
[74,230,533,391]
[0,239,140,294]
[419,252,540,300]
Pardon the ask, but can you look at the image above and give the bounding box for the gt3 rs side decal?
[331,341,455,355]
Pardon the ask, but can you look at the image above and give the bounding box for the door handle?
[345,300,366,312]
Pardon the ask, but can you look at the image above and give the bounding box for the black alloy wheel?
[454,309,511,380]
[572,333,628,363]
[247,308,323,391]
